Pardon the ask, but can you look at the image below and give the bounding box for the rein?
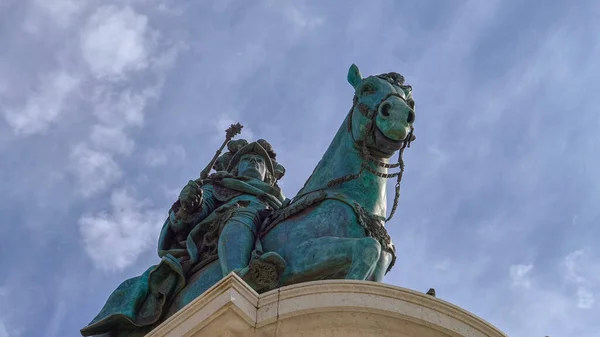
[326,93,414,222]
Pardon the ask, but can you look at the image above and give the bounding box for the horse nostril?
[407,110,415,123]
[380,103,391,117]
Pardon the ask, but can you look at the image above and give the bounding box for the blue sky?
[0,0,599,336]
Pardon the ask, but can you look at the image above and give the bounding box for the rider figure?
[160,139,286,286]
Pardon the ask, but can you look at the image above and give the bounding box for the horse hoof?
[259,252,286,273]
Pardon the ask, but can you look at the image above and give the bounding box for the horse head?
[347,64,416,158]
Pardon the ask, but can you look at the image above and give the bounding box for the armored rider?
[158,138,287,288]
[80,139,287,337]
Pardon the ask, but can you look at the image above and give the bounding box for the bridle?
[326,88,415,223]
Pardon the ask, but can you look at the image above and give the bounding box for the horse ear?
[347,64,363,89]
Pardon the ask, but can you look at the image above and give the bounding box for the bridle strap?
[327,94,414,222]
[354,92,410,120]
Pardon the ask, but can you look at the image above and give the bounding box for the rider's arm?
[169,184,218,233]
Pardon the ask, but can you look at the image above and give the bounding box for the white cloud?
[576,287,595,309]
[0,320,9,337]
[0,71,7,96]
[564,250,587,283]
[81,5,152,80]
[510,264,534,289]
[90,125,135,156]
[2,71,79,136]
[79,188,163,271]
[171,145,186,161]
[150,39,188,71]
[164,186,181,201]
[26,0,84,30]
[433,259,450,272]
[70,144,123,197]
[283,5,325,30]
[144,146,186,167]
[92,87,158,128]
[504,284,571,336]
[68,2,180,198]
[563,250,596,309]
[45,300,66,337]
[0,287,14,337]
[214,116,254,142]
[143,148,168,167]
[153,0,185,15]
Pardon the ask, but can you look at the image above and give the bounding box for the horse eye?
[360,84,375,95]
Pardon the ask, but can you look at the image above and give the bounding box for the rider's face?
[237,154,267,181]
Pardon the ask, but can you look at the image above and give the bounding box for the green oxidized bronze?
[81,64,416,337]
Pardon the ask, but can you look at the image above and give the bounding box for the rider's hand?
[179,180,203,212]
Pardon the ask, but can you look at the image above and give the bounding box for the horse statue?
[260,64,415,285]
[164,63,416,315]
[80,64,416,337]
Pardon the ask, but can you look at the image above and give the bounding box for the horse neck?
[297,114,388,217]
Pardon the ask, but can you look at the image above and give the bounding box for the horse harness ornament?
[329,85,415,223]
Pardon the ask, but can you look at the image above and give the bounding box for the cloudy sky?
[0,0,599,336]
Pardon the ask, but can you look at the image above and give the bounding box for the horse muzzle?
[373,124,408,155]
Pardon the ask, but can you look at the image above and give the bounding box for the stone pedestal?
[147,274,507,337]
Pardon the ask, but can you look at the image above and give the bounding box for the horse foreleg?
[369,250,393,282]
[281,236,381,285]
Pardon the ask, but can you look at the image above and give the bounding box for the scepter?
[199,122,243,180]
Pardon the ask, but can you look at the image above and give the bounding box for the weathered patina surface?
[81,64,416,337]
[260,64,415,285]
